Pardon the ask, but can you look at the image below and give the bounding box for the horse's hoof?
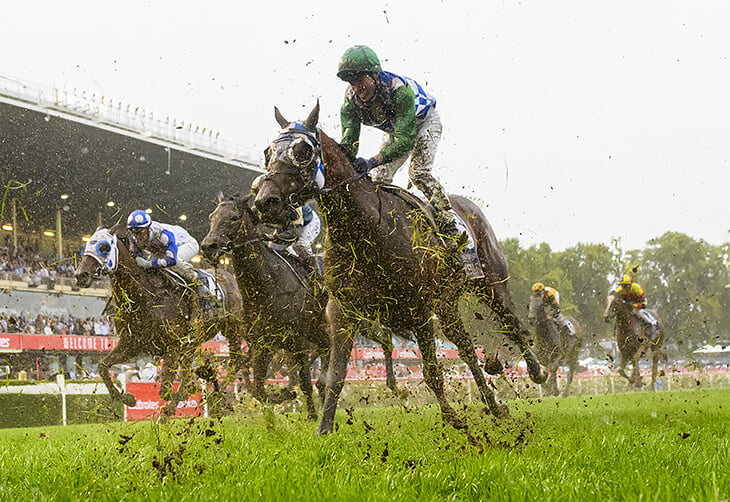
[493,403,510,419]
[483,356,504,375]
[317,423,334,436]
[121,393,137,407]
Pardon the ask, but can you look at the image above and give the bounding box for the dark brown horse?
[201,193,407,419]
[74,224,244,415]
[528,295,584,397]
[254,103,546,435]
[604,294,666,390]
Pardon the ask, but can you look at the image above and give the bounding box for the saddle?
[161,268,224,315]
[376,183,485,280]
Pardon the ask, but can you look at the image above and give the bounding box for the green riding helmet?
[337,45,382,82]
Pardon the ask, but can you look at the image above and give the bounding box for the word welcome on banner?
[0,333,119,352]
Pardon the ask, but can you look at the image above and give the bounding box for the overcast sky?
[2,1,728,251]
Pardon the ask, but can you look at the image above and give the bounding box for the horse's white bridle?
[83,228,119,275]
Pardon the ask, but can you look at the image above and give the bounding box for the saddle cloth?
[195,269,225,302]
[377,184,485,279]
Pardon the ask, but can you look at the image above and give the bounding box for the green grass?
[0,388,727,501]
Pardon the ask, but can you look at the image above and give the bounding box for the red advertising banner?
[124,381,203,421]
[0,333,118,352]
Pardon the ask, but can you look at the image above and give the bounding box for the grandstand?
[0,75,263,379]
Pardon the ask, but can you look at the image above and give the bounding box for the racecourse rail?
[1,331,728,424]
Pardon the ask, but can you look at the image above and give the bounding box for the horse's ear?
[274,106,289,128]
[217,192,225,203]
[95,225,103,232]
[304,100,320,132]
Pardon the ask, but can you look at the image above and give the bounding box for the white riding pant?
[171,240,199,282]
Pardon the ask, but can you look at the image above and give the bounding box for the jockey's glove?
[354,157,380,174]
[135,257,153,268]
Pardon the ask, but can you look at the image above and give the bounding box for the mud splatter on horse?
[254,103,546,434]
[75,224,244,416]
[201,193,407,418]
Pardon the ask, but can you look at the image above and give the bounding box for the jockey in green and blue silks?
[336,45,460,241]
[127,209,200,283]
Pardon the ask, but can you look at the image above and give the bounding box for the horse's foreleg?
[99,342,138,407]
[249,341,272,403]
[317,299,353,436]
[169,350,196,416]
[315,343,329,407]
[290,345,317,420]
[380,339,402,398]
[545,361,560,397]
[484,292,547,384]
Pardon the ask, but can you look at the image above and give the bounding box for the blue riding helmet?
[127,210,152,229]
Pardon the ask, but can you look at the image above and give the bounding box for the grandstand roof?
[1,94,262,241]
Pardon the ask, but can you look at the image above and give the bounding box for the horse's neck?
[320,180,385,244]
[232,242,286,289]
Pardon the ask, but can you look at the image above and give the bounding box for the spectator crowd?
[0,247,78,287]
[0,311,115,336]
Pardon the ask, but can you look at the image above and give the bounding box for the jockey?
[613,274,660,339]
[250,174,321,263]
[531,282,576,336]
[336,45,463,247]
[126,210,200,284]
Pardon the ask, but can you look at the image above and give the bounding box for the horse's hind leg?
[438,305,507,417]
[481,289,547,384]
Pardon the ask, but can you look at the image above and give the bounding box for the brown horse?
[528,295,584,397]
[201,193,407,418]
[604,294,666,390]
[254,103,546,435]
[74,224,244,415]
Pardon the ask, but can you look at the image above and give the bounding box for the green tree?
[557,243,614,339]
[637,232,728,354]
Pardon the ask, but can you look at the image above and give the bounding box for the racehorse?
[604,294,665,390]
[75,224,245,415]
[528,295,584,397]
[201,193,406,419]
[254,103,546,435]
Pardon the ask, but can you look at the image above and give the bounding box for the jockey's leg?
[634,309,658,340]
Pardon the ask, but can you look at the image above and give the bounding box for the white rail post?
[56,374,67,426]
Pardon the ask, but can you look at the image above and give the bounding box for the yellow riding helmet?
[619,274,633,285]
[532,282,545,292]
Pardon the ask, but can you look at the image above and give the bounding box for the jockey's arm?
[340,99,362,160]
[380,86,418,163]
[151,229,178,268]
[129,237,142,257]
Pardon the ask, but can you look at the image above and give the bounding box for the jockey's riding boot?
[437,213,468,251]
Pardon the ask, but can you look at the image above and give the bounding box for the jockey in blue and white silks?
[127,210,200,283]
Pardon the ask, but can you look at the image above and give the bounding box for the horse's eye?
[97,241,111,258]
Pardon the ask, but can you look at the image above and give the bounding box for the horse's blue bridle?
[265,121,325,192]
